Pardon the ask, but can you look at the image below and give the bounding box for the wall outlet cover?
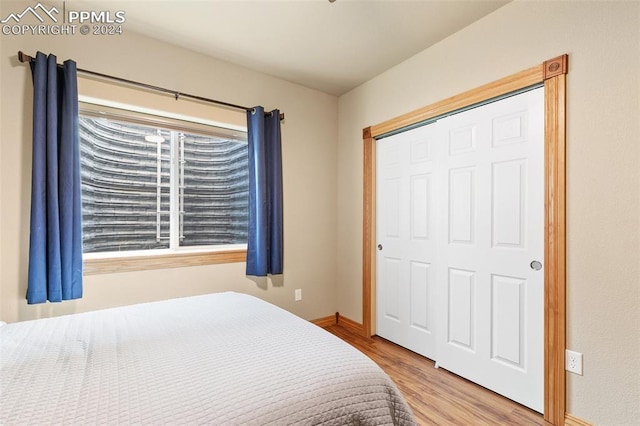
[565,349,583,375]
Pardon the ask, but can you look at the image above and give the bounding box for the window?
[79,105,248,259]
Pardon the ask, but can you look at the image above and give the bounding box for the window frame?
[79,101,248,274]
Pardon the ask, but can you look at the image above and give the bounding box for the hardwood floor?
[324,324,552,426]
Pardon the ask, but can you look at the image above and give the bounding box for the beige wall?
[337,1,639,425]
[0,1,338,323]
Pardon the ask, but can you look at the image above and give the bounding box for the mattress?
[1,292,415,425]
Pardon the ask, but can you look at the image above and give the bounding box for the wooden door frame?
[361,55,567,426]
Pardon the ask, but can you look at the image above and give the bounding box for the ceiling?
[82,0,509,96]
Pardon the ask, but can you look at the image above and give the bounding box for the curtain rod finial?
[18,51,32,63]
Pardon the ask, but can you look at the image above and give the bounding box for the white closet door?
[376,87,544,412]
[376,123,439,360]
[435,87,544,412]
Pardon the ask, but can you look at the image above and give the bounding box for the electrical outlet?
[565,349,583,375]
[294,289,302,302]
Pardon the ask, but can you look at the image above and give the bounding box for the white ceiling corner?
[75,0,510,96]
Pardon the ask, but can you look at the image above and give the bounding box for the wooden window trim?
[83,249,246,275]
[362,55,567,425]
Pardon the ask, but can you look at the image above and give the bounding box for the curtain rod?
[17,51,284,121]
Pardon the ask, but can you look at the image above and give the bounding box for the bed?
[0,292,415,425]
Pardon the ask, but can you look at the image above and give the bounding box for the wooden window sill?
[83,249,246,275]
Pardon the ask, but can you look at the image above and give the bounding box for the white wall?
[337,1,639,424]
[0,0,339,323]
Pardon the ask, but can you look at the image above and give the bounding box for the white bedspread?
[1,292,415,425]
